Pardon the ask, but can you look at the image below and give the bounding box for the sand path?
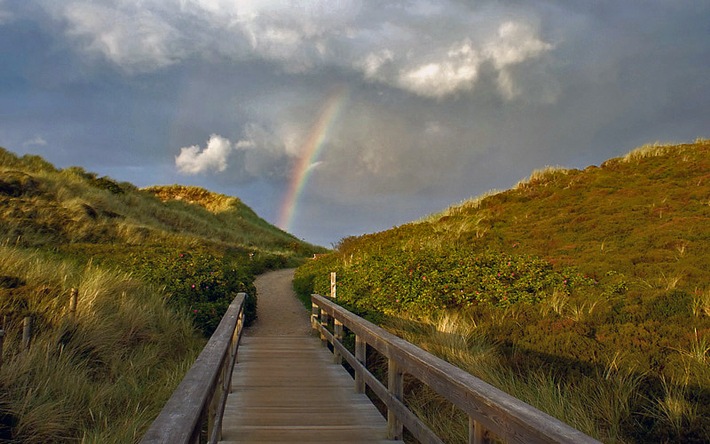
[246,268,311,337]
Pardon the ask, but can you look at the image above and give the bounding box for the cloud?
[358,20,553,99]
[484,21,554,99]
[3,0,708,248]
[62,2,181,72]
[23,136,47,147]
[35,0,553,100]
[176,134,233,175]
[395,39,481,99]
[175,125,293,179]
[0,1,13,25]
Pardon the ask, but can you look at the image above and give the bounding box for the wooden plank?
[220,333,389,443]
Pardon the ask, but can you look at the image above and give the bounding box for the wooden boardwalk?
[219,335,391,443]
[143,270,599,444]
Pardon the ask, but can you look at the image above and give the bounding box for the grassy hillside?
[0,146,324,442]
[0,148,308,253]
[295,140,710,443]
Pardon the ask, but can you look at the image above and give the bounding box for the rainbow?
[277,85,349,231]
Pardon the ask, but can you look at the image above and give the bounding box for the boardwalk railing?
[141,293,247,444]
[311,293,601,444]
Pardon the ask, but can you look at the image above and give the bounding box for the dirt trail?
[246,268,311,337]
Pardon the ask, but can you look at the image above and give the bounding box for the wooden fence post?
[69,288,78,320]
[330,272,336,299]
[22,316,32,351]
[387,358,404,440]
[355,335,366,393]
[311,301,319,332]
[333,318,343,365]
[331,271,343,363]
[0,328,4,368]
[320,307,328,347]
[469,416,485,444]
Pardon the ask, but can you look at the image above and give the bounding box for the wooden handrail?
[140,293,247,444]
[311,293,601,444]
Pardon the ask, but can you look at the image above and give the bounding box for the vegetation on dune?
[295,140,710,443]
[0,246,202,443]
[0,146,325,442]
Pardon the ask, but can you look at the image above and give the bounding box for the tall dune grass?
[386,312,647,443]
[0,245,203,442]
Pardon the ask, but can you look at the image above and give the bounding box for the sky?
[1,1,708,247]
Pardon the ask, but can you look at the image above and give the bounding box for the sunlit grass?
[515,165,569,190]
[0,245,202,442]
[295,140,710,442]
[691,289,710,318]
[677,329,709,366]
[384,312,651,443]
[644,375,698,437]
[0,146,322,442]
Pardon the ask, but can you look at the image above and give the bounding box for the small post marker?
[330,272,337,299]
[69,288,78,320]
[22,316,32,351]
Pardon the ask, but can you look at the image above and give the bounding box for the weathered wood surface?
[219,336,391,443]
[140,293,246,444]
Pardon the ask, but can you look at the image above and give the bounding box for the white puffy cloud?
[396,40,481,99]
[358,20,553,99]
[174,125,294,179]
[175,134,233,175]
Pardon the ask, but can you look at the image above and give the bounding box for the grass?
[1,149,323,254]
[0,245,203,443]
[295,140,710,443]
[645,375,699,438]
[0,146,326,442]
[691,289,710,318]
[385,311,645,443]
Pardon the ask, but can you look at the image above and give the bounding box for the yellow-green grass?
[0,147,324,255]
[295,140,710,443]
[0,146,325,442]
[0,245,203,442]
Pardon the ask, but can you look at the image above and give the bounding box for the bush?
[127,249,257,336]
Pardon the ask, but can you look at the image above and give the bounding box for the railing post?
[311,301,319,332]
[69,288,78,320]
[235,309,244,367]
[354,335,366,393]
[0,329,4,369]
[469,416,485,444]
[140,293,247,444]
[320,307,328,347]
[208,357,226,443]
[387,358,404,440]
[330,273,344,363]
[333,317,343,364]
[22,316,32,351]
